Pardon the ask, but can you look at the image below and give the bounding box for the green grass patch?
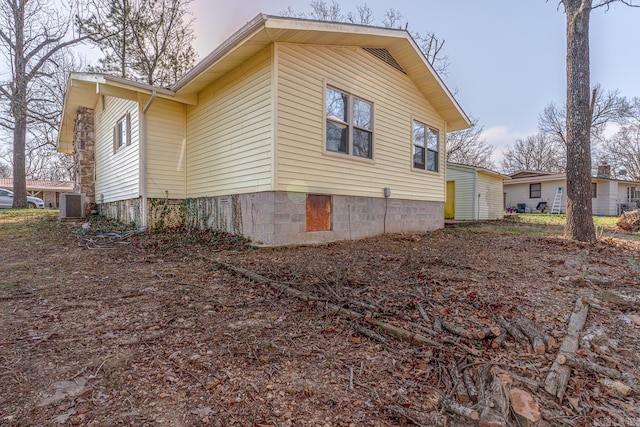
[512,213,618,228]
[0,209,60,236]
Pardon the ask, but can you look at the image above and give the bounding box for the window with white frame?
[325,86,373,159]
[413,120,439,172]
[530,183,542,198]
[113,112,131,153]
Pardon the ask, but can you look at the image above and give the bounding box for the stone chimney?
[597,160,611,179]
[72,107,96,215]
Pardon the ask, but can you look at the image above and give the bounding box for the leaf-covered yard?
[1,210,639,426]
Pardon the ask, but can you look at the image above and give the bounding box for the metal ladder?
[549,187,563,214]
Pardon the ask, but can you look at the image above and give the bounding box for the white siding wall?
[276,44,447,201]
[94,96,140,203]
[186,47,273,197]
[477,172,504,220]
[446,167,474,220]
[592,180,615,215]
[145,97,187,199]
[504,180,566,213]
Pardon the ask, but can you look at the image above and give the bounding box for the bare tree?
[309,0,343,21]
[538,83,630,146]
[382,8,404,28]
[600,97,640,181]
[78,0,197,86]
[446,118,495,169]
[501,133,565,174]
[280,2,448,74]
[347,3,374,25]
[559,0,638,242]
[0,0,90,208]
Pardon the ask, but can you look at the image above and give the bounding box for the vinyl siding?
[94,96,140,203]
[276,43,446,201]
[145,97,187,199]
[446,167,474,220]
[505,180,566,213]
[186,46,273,197]
[477,172,504,220]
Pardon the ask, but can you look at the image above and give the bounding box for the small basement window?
[306,195,332,232]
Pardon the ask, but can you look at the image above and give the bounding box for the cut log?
[600,378,633,397]
[544,295,590,401]
[442,398,479,420]
[556,353,637,389]
[463,368,479,403]
[491,367,539,392]
[509,388,541,425]
[449,362,470,403]
[442,320,474,339]
[514,317,548,355]
[478,374,509,427]
[481,326,501,340]
[494,314,527,344]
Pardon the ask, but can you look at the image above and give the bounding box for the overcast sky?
[189,0,640,163]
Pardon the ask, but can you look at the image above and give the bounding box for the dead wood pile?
[204,253,639,427]
[617,208,640,232]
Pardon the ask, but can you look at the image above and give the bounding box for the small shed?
[445,163,510,220]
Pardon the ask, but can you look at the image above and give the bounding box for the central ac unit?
[60,193,84,218]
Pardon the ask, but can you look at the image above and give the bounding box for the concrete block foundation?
[98,192,444,246]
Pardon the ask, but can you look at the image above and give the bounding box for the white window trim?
[411,119,440,174]
[113,112,131,153]
[323,83,375,163]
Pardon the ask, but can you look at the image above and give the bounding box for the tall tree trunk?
[11,0,27,208]
[564,0,596,242]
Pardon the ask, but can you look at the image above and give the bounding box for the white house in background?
[57,14,471,246]
[0,178,74,209]
[503,163,640,215]
[445,163,510,220]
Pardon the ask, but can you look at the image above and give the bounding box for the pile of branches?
[203,256,637,426]
[617,208,640,232]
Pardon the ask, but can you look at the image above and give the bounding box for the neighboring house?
[445,163,510,221]
[504,163,640,215]
[57,14,470,245]
[0,178,74,209]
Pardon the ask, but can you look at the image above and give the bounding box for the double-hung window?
[326,87,373,159]
[530,183,542,198]
[113,112,131,153]
[413,120,439,172]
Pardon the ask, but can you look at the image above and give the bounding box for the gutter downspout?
[140,90,157,229]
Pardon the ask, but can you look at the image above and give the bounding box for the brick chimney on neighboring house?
[597,160,611,179]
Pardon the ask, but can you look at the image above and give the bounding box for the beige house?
[0,178,74,209]
[445,163,510,220]
[57,14,470,245]
[504,167,640,215]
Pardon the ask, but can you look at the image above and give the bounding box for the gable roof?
[508,170,556,179]
[58,14,470,153]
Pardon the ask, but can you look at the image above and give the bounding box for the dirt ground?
[1,211,639,426]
